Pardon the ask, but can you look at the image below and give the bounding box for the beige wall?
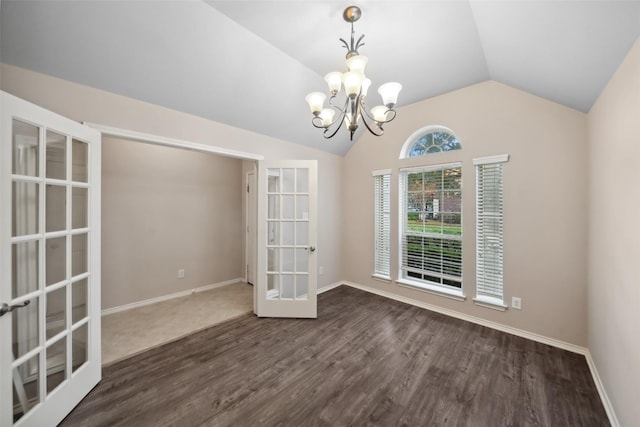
[1,64,344,307]
[102,137,243,309]
[587,37,640,427]
[342,80,589,346]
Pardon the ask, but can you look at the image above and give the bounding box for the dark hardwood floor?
[61,286,609,426]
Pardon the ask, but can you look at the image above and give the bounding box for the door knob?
[308,246,316,253]
[0,300,30,317]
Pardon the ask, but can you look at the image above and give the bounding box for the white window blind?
[373,171,391,279]
[399,163,463,290]
[474,155,508,304]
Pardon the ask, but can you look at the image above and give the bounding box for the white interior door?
[256,160,317,318]
[0,91,101,427]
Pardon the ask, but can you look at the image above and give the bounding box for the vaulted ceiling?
[1,1,639,156]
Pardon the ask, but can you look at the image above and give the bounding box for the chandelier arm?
[360,110,385,137]
[310,96,349,137]
[383,109,397,123]
[327,94,345,110]
[359,99,376,121]
[322,110,347,139]
[311,116,328,129]
[360,100,398,125]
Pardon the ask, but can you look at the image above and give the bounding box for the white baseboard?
[317,281,344,295]
[585,351,620,427]
[101,277,244,317]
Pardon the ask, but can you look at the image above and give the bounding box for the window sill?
[371,274,392,283]
[396,279,466,302]
[473,296,507,311]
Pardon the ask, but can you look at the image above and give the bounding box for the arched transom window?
[400,126,461,159]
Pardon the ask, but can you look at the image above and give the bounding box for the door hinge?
[247,184,250,193]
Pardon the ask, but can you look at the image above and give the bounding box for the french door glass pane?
[281,275,294,298]
[281,248,294,272]
[12,240,39,298]
[12,181,39,237]
[46,336,67,394]
[72,187,88,229]
[296,195,309,220]
[46,286,66,339]
[282,169,295,192]
[281,222,294,245]
[72,233,88,276]
[296,169,308,193]
[46,237,66,286]
[296,275,308,299]
[267,195,279,219]
[267,170,279,192]
[72,139,88,182]
[72,323,88,372]
[72,279,88,324]
[46,130,66,180]
[295,249,308,272]
[46,184,67,232]
[12,353,40,423]
[12,119,40,177]
[295,222,308,246]
[267,248,278,272]
[282,195,294,219]
[267,274,277,299]
[267,222,279,245]
[12,295,40,359]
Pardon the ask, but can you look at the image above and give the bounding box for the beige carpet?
[101,282,253,365]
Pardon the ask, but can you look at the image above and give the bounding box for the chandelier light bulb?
[346,55,368,74]
[371,105,389,123]
[319,108,335,127]
[342,71,364,98]
[324,72,343,95]
[361,78,372,97]
[378,82,402,108]
[305,92,326,115]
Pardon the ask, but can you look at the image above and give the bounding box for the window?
[399,163,463,296]
[373,170,391,280]
[474,154,509,310]
[400,126,461,158]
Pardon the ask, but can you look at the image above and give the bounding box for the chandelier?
[305,6,402,141]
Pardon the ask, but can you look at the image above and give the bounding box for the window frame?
[397,162,465,301]
[372,169,392,281]
[399,125,461,159]
[472,154,509,311]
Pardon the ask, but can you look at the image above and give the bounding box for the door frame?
[85,123,265,311]
[245,170,257,286]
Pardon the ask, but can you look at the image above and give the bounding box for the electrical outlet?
[319,266,325,275]
[512,297,522,310]
[178,269,185,279]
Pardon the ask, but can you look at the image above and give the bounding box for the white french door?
[0,92,101,426]
[256,160,317,318]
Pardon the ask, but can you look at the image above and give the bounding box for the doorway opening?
[88,124,262,364]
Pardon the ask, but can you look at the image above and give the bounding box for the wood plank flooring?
[61,286,609,426]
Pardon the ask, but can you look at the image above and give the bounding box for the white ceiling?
[1,1,639,156]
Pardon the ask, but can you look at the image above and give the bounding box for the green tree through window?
[409,131,461,157]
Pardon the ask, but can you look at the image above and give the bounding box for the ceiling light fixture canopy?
[305,5,402,141]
